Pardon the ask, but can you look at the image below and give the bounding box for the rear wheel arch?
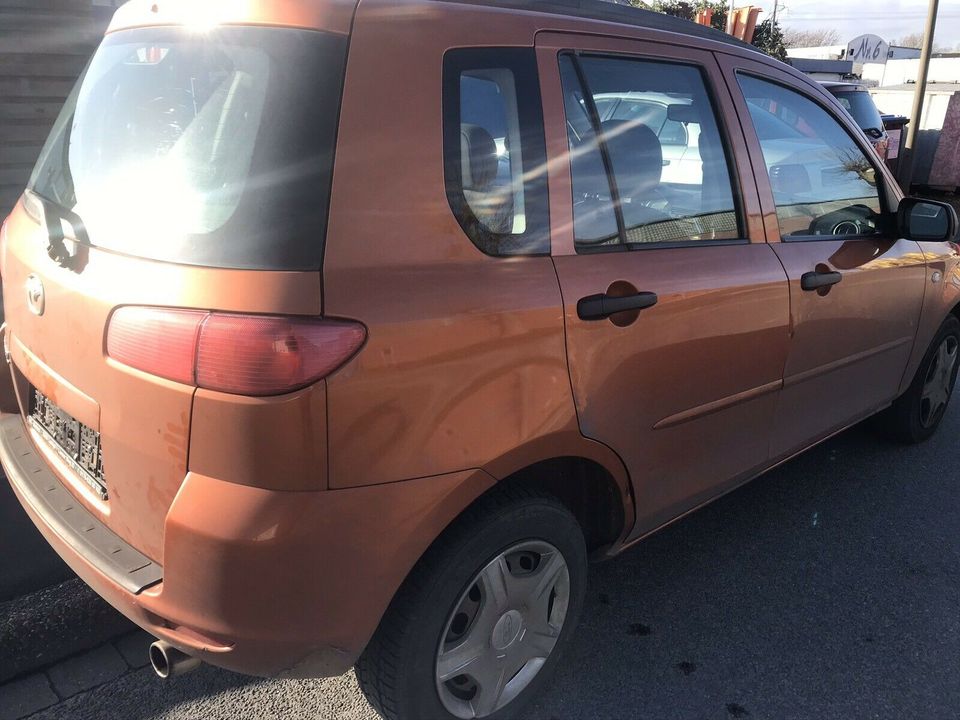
[358,448,633,674]
[950,301,960,324]
[406,450,632,570]
[480,432,636,554]
[494,456,629,555]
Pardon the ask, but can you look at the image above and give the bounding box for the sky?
[751,0,960,47]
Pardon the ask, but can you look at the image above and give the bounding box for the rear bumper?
[0,416,161,594]
[2,412,495,677]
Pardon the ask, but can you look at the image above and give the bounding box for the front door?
[537,35,791,538]
[719,56,928,459]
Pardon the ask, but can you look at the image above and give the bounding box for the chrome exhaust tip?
[149,640,201,679]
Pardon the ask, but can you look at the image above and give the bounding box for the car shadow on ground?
[530,411,960,719]
[30,407,960,720]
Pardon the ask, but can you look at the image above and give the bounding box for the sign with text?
[847,34,890,64]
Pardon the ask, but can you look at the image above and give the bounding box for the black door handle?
[577,292,658,321]
[800,270,842,291]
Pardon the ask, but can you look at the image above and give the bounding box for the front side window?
[443,49,549,256]
[738,75,885,239]
[560,53,742,251]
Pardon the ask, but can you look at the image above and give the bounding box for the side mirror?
[898,197,958,242]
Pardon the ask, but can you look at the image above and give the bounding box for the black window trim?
[735,70,894,244]
[562,49,750,254]
[442,47,551,257]
[567,52,628,244]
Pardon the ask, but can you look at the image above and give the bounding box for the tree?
[752,18,788,61]
[782,27,841,49]
[649,1,789,61]
[650,1,728,31]
[892,32,951,53]
[894,32,924,49]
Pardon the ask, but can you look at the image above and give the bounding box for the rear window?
[28,26,347,270]
[831,90,884,133]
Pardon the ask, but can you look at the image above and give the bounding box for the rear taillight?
[107,307,366,396]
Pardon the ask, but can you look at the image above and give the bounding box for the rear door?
[537,34,791,538]
[719,54,927,459]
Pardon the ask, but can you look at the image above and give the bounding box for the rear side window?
[28,27,347,270]
[443,49,549,256]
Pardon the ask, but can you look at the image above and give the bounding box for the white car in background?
[594,92,704,185]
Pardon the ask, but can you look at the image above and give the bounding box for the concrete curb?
[0,578,134,685]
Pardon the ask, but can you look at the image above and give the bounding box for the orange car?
[2,1,959,718]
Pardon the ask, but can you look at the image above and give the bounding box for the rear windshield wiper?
[23,190,89,268]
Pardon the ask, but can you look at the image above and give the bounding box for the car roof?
[433,0,763,54]
[820,81,867,92]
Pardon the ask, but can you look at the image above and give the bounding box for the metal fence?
[1,0,119,217]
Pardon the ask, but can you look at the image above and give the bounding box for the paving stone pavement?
[0,674,58,720]
[0,631,153,720]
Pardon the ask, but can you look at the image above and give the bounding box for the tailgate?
[1,204,320,563]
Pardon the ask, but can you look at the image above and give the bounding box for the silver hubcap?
[921,335,958,428]
[435,540,570,719]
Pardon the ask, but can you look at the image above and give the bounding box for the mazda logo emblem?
[26,275,45,316]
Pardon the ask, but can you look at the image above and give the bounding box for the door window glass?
[560,54,741,251]
[559,55,619,245]
[738,74,884,239]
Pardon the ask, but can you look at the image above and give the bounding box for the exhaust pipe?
[149,640,201,679]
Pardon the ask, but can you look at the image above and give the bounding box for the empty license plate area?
[29,388,106,500]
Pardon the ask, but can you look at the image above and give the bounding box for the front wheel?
[356,487,587,720]
[877,315,960,443]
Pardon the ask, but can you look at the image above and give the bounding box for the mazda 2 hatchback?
[3,1,959,718]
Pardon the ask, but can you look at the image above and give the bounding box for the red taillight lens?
[107,307,206,385]
[107,308,366,396]
[196,314,366,396]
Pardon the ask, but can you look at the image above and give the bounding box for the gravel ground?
[12,399,960,720]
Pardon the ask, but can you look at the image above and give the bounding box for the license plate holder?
[29,389,107,500]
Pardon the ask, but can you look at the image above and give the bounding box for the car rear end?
[0,0,376,677]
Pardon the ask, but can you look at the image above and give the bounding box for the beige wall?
[0,0,121,217]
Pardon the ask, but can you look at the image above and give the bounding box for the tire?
[355,486,588,720]
[877,315,960,444]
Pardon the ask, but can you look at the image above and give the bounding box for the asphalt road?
[23,404,960,719]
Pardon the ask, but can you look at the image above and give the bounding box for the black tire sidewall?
[901,315,960,442]
[387,496,587,720]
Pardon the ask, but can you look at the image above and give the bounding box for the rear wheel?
[877,315,960,443]
[356,488,587,720]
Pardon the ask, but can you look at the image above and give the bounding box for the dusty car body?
[2,1,958,718]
